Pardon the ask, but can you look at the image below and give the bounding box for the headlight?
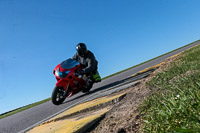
[55,68,60,77]
[55,68,70,78]
[65,71,70,75]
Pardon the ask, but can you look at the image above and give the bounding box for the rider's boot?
[92,71,101,83]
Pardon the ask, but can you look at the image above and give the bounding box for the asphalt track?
[0,40,199,133]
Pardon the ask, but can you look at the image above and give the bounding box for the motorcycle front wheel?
[51,86,66,105]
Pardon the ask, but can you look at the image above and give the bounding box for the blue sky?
[1,0,200,114]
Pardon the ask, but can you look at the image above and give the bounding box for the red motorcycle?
[52,58,86,105]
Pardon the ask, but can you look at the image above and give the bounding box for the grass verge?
[1,39,199,120]
[140,43,200,132]
[0,98,51,119]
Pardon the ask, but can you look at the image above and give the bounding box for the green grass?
[0,98,51,119]
[1,39,199,120]
[140,44,200,132]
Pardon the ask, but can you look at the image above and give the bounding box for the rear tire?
[51,86,66,105]
[82,87,91,93]
[82,81,93,93]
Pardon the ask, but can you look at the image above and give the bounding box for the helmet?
[76,43,87,56]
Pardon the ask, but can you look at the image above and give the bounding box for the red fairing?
[53,59,85,97]
[55,79,68,89]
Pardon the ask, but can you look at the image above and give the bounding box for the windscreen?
[60,58,79,69]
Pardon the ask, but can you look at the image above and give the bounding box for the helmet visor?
[77,49,85,56]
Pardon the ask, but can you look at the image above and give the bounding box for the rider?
[72,43,101,92]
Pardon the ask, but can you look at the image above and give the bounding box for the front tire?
[51,86,66,105]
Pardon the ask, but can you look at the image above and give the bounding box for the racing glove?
[77,69,85,75]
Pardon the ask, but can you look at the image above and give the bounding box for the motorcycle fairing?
[60,58,79,69]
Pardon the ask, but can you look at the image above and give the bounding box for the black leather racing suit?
[72,50,98,91]
[72,50,98,74]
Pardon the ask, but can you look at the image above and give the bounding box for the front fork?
[56,79,70,95]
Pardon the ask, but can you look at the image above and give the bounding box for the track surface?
[0,41,199,133]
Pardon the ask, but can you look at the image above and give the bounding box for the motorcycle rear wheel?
[51,86,66,105]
